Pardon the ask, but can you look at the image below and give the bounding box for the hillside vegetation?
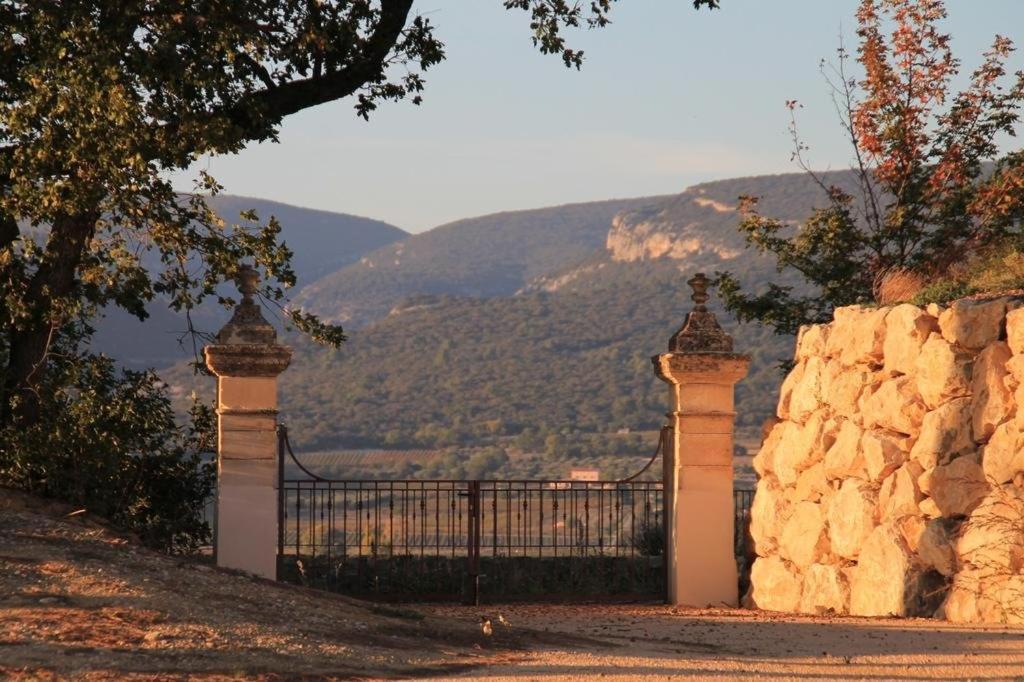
[163,171,855,456]
[275,262,791,451]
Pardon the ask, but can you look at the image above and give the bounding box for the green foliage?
[717,0,1024,335]
[0,347,215,553]
[911,238,1024,305]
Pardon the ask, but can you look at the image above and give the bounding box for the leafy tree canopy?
[0,0,719,547]
[717,0,1024,336]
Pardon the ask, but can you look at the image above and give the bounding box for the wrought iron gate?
[276,426,752,603]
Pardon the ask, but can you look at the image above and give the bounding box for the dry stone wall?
[748,298,1024,623]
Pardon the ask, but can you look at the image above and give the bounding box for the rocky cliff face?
[605,189,745,263]
[749,298,1024,623]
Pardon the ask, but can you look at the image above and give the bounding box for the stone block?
[909,398,974,470]
[938,297,1011,351]
[218,376,279,412]
[826,305,888,367]
[926,454,990,517]
[823,419,866,481]
[915,334,973,410]
[827,478,877,560]
[749,556,802,612]
[779,501,829,568]
[982,419,1024,486]
[849,523,914,617]
[972,341,1013,442]
[861,375,926,436]
[219,416,278,461]
[799,563,849,615]
[884,304,939,376]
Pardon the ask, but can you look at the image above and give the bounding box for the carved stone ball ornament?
[667,272,735,353]
[204,264,292,377]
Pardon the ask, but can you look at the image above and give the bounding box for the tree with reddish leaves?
[717,0,1024,336]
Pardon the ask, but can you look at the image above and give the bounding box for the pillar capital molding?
[653,351,750,386]
[204,343,292,378]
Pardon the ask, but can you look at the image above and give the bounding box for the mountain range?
[115,171,845,454]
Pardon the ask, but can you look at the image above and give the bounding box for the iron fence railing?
[271,426,757,603]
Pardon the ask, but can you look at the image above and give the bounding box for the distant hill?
[89,196,406,368]
[162,171,851,453]
[293,196,666,327]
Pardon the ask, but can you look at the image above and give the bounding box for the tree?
[0,1,720,547]
[716,0,1024,336]
[0,0,720,428]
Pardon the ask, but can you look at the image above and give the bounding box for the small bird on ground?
[497,614,511,628]
[480,616,493,636]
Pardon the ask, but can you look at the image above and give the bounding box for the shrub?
[0,351,215,553]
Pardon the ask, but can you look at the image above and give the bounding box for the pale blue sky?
[175,0,1024,233]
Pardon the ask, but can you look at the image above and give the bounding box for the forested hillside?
[164,171,848,455]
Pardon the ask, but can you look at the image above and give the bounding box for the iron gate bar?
[276,426,753,602]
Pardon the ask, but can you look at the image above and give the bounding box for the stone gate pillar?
[653,273,749,607]
[204,265,291,579]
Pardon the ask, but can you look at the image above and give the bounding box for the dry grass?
[875,268,927,305]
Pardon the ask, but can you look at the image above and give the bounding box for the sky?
[173,0,1024,233]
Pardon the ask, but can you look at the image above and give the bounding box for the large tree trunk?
[2,211,97,427]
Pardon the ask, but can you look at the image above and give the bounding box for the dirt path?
[0,490,526,680]
[424,604,1024,680]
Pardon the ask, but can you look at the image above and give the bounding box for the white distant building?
[569,468,600,482]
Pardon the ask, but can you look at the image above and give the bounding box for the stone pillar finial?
[204,264,291,580]
[688,272,710,310]
[236,263,259,301]
[669,272,733,353]
[653,270,750,607]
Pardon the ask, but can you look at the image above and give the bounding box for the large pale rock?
[827,478,877,559]
[900,517,956,576]
[861,375,926,435]
[909,398,974,470]
[938,298,1010,351]
[749,478,789,557]
[793,462,829,503]
[823,419,866,481]
[789,356,826,423]
[773,412,833,488]
[915,334,974,409]
[982,420,1024,486]
[826,305,888,367]
[880,461,924,520]
[776,360,804,422]
[926,455,990,517]
[988,575,1024,624]
[942,570,1014,623]
[1007,307,1024,356]
[779,502,829,568]
[884,304,939,376]
[821,360,874,419]
[796,324,830,362]
[957,486,1024,575]
[799,564,849,615]
[749,556,803,612]
[849,524,915,616]
[972,342,1013,442]
[862,430,906,481]
[753,421,785,477]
